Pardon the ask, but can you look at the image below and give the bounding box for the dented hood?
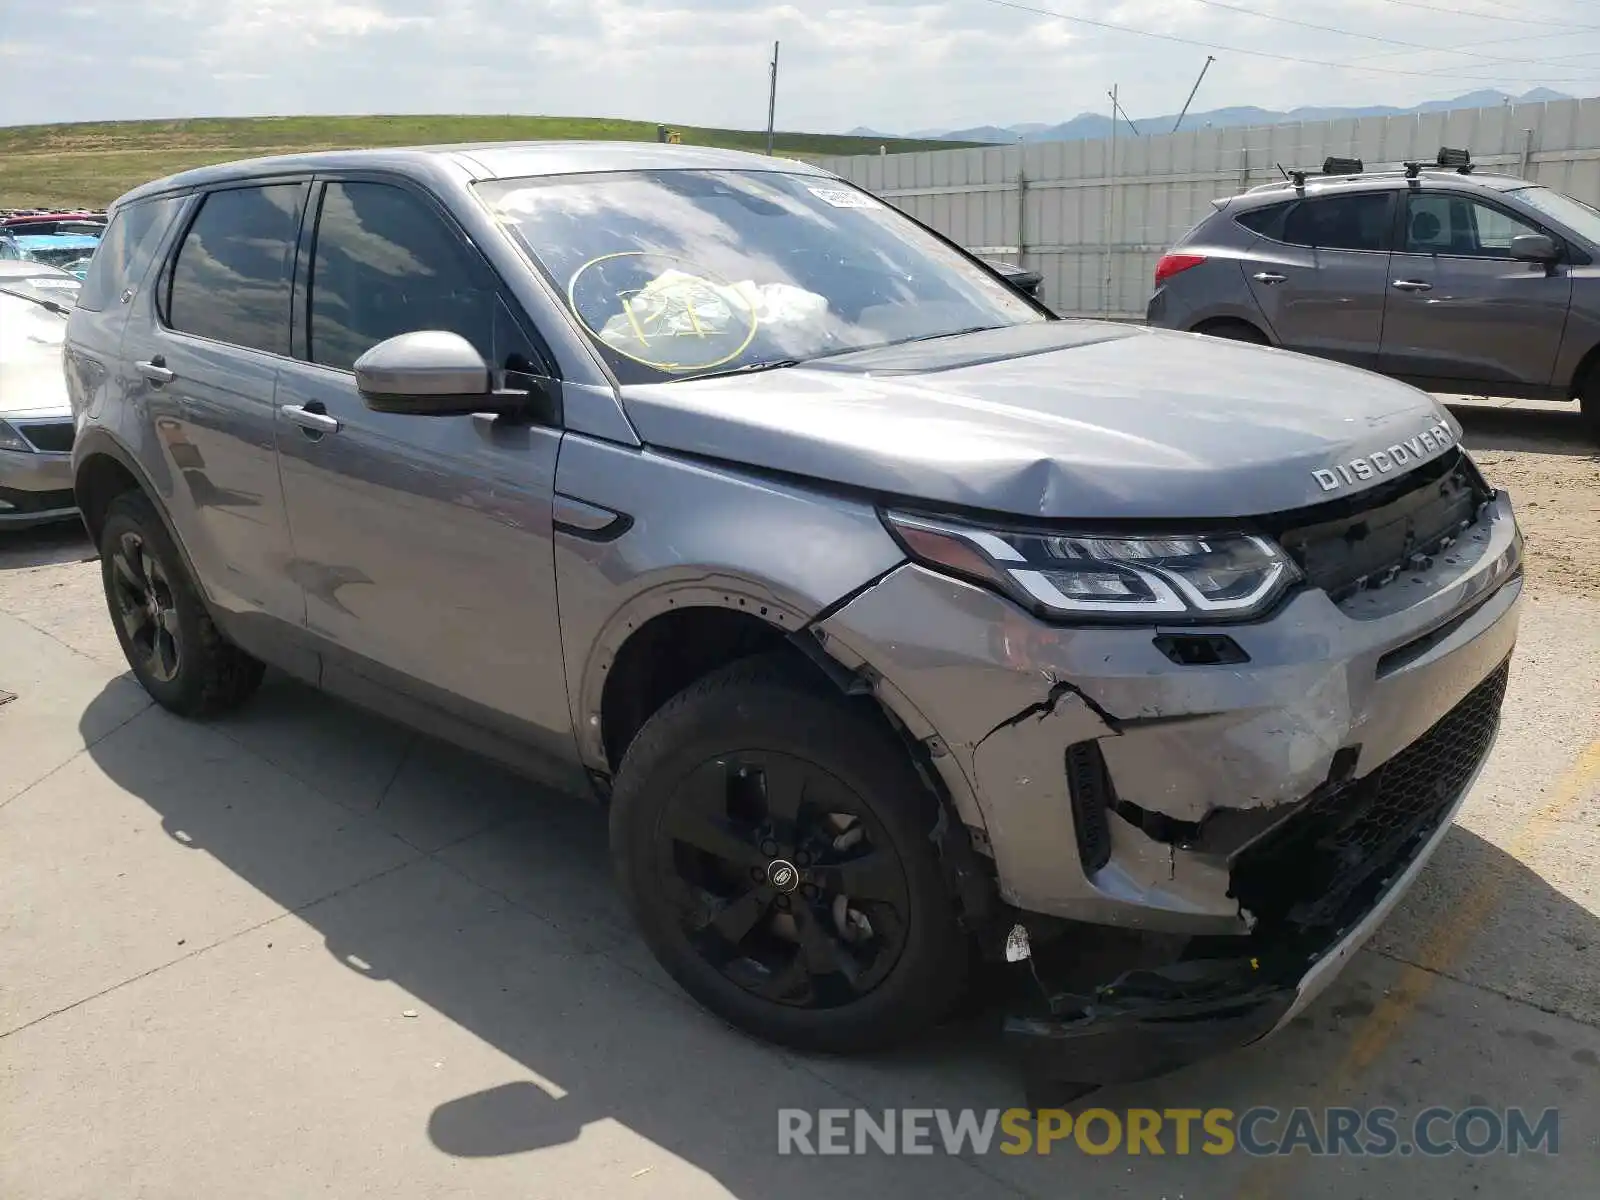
[618,322,1460,520]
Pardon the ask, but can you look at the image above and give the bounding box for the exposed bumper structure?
[816,480,1522,1086]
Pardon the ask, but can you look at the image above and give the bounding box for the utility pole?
[1173,55,1216,133]
[765,41,780,155]
[1104,83,1117,316]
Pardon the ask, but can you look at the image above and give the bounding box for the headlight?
[0,420,34,453]
[883,511,1301,622]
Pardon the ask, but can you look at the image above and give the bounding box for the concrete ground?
[2,402,1597,1198]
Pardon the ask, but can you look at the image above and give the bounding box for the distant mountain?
[901,89,1575,145]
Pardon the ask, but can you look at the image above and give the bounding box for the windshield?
[1509,186,1600,246]
[477,170,1044,382]
[22,242,98,270]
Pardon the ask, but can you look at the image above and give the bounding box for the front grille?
[1273,449,1488,602]
[1232,656,1510,932]
[0,486,76,514]
[16,421,75,453]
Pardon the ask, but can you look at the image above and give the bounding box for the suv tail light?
[1154,252,1206,285]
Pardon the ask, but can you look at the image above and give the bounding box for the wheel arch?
[1566,337,1600,401]
[73,431,204,592]
[583,581,819,773]
[1191,315,1271,344]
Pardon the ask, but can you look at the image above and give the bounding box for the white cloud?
[2,0,1598,132]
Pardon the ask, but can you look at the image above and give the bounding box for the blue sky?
[3,1,1599,132]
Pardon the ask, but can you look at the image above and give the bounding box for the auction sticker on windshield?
[807,187,879,209]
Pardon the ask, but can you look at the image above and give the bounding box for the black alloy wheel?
[108,530,182,683]
[610,656,968,1053]
[658,750,912,1010]
[97,489,265,716]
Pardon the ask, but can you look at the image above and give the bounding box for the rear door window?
[165,183,306,355]
[76,195,183,311]
[1280,193,1394,252]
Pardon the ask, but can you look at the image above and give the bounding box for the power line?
[1369,0,1600,32]
[1181,0,1587,67]
[1348,29,1600,64]
[973,0,1600,84]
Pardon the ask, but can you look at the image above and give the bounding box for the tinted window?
[308,181,498,372]
[166,184,304,354]
[1281,194,1393,251]
[1405,193,1542,257]
[1236,202,1291,239]
[77,196,182,312]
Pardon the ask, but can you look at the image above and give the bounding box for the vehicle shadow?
[72,679,1600,1197]
[0,520,92,571]
[1445,401,1599,457]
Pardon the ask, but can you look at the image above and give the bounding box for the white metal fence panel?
[818,97,1600,320]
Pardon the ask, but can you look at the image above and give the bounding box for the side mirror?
[1509,233,1559,263]
[355,331,498,416]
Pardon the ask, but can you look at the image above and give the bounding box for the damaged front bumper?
[814,486,1521,1084]
[1003,681,1500,1087]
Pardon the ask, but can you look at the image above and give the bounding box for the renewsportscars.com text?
[777,1106,1559,1158]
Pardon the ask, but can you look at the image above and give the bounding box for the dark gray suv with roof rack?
[1147,151,1600,437]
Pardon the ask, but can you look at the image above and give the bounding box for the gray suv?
[1147,156,1600,436]
[66,142,1523,1092]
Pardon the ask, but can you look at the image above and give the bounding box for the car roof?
[115,141,833,208]
[1236,168,1530,206]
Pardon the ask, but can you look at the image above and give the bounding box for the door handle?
[135,357,174,385]
[1391,279,1433,292]
[1252,272,1287,284]
[280,403,341,435]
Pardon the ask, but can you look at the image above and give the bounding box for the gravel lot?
[1,399,1596,1198]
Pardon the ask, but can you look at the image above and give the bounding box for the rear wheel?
[610,656,967,1053]
[1194,319,1268,345]
[99,490,265,716]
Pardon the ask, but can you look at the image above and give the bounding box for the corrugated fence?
[817,97,1600,320]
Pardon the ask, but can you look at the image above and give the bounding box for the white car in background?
[0,262,79,527]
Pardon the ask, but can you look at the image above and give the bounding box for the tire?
[99,490,264,717]
[1195,319,1268,345]
[610,656,967,1054]
[1580,371,1600,443]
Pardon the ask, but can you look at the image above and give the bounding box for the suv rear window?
[77,196,182,312]
[165,183,306,355]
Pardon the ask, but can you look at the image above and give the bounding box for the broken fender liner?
[1004,956,1294,1093]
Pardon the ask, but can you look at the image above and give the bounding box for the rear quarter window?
[76,195,183,312]
[1235,202,1292,240]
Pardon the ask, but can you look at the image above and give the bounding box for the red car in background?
[1,212,106,235]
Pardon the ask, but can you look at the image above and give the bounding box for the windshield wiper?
[683,358,803,381]
[0,286,71,316]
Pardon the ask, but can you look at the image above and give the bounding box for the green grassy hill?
[0,115,971,209]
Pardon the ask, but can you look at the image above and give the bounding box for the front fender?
[552,435,905,770]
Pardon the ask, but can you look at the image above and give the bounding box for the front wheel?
[1580,372,1600,443]
[609,657,968,1053]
